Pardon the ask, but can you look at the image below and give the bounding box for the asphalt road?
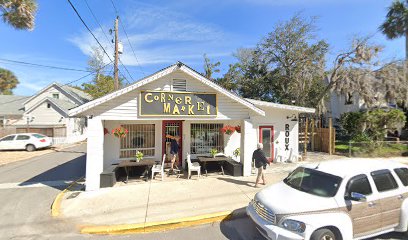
[0,144,405,240]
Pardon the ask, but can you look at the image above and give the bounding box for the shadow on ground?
[220,208,265,240]
[18,154,86,190]
[216,177,255,187]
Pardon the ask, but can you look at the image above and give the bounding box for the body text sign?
[140,91,217,116]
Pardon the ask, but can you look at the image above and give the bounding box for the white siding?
[82,71,251,120]
[13,101,66,126]
[25,85,79,110]
[251,108,300,161]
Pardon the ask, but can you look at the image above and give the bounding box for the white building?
[0,82,90,142]
[69,62,314,191]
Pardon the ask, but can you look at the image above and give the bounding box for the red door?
[259,126,274,162]
[162,120,183,166]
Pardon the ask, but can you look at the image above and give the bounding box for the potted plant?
[112,126,128,138]
[220,125,236,135]
[233,148,240,160]
[210,148,218,158]
[135,151,144,162]
[235,125,241,133]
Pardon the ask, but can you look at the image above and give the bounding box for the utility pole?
[114,16,119,91]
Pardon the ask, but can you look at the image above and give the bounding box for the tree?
[380,0,408,60]
[259,15,329,107]
[0,0,38,30]
[315,37,383,111]
[0,67,19,95]
[202,53,220,79]
[80,47,121,98]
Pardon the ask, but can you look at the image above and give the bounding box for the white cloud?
[68,3,236,67]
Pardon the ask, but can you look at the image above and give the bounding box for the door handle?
[368,202,376,207]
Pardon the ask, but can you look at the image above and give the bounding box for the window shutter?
[172,79,187,91]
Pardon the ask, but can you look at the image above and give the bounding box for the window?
[190,123,224,154]
[47,103,51,108]
[120,124,155,159]
[33,134,46,138]
[172,79,186,91]
[371,170,398,192]
[16,135,30,140]
[52,93,59,99]
[346,174,372,196]
[284,167,342,197]
[394,168,408,186]
[1,135,15,141]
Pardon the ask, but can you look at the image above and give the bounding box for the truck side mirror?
[345,192,367,202]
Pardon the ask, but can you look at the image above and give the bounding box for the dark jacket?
[252,149,268,168]
[170,139,179,154]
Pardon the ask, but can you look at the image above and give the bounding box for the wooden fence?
[299,117,336,154]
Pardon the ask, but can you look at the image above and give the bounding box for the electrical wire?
[0,58,91,72]
[109,0,145,76]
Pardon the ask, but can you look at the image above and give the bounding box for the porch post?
[241,119,257,176]
[85,117,104,191]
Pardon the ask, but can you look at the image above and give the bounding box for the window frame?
[345,174,373,197]
[190,123,224,155]
[1,135,15,141]
[371,169,399,192]
[16,135,30,140]
[52,93,59,99]
[394,168,408,187]
[119,124,156,160]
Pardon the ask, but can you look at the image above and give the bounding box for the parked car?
[247,159,408,240]
[0,133,51,151]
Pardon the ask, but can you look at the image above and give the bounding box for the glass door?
[162,120,183,166]
[259,126,274,162]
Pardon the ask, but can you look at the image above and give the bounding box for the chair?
[274,147,284,163]
[286,148,302,163]
[152,154,166,181]
[187,153,201,179]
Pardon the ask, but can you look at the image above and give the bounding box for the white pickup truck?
[247,159,408,240]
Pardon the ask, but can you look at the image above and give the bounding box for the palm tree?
[0,0,37,30]
[0,68,19,95]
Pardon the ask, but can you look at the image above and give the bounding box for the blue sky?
[0,0,404,96]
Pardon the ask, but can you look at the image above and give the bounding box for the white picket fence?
[51,134,87,146]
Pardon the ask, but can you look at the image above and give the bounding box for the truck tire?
[311,228,336,240]
[26,144,36,152]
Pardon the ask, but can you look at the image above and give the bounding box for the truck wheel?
[311,228,336,240]
[26,144,36,152]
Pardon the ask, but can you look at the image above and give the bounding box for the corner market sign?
[139,91,217,116]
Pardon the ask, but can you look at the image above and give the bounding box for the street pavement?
[0,144,405,239]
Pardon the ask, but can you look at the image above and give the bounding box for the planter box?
[100,165,118,188]
[224,160,243,176]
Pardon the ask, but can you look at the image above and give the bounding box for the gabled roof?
[245,99,315,113]
[69,62,266,116]
[25,97,78,115]
[23,82,92,106]
[0,95,28,116]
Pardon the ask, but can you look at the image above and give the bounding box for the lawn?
[335,141,408,157]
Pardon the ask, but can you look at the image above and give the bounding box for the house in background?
[0,82,91,143]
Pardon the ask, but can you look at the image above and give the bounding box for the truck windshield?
[284,167,342,197]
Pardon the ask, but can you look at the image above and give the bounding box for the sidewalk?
[60,163,300,229]
[59,154,408,233]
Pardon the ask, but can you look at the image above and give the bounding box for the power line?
[67,0,113,63]
[82,0,139,84]
[60,61,113,87]
[0,58,91,72]
[109,0,145,76]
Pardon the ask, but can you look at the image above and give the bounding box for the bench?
[224,160,243,176]
[100,164,118,188]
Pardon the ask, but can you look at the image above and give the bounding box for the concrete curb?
[80,208,247,235]
[51,177,84,217]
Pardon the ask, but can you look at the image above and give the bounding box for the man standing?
[253,143,269,187]
[166,134,180,173]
